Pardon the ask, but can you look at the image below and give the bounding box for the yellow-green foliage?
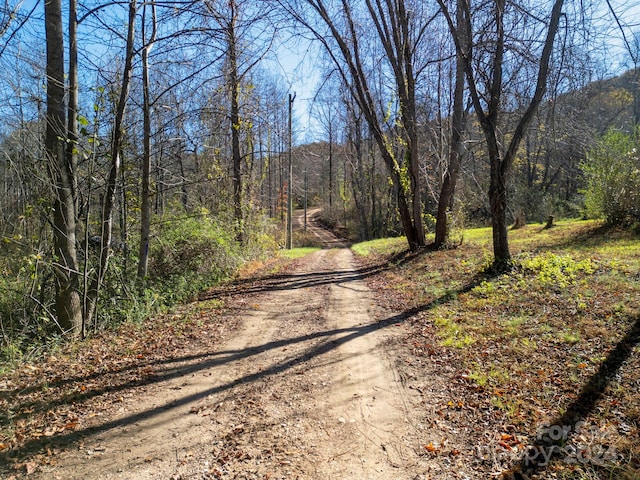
[151,215,241,278]
[518,252,596,287]
[279,247,321,259]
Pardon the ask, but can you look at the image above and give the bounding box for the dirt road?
[31,216,440,480]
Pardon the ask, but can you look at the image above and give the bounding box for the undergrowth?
[0,212,278,366]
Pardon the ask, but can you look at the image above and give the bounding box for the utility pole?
[286,92,296,249]
[303,167,307,232]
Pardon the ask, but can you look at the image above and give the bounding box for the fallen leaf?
[498,440,512,450]
[25,462,38,475]
[64,421,78,430]
[424,442,438,453]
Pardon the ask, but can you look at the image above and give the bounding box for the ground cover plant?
[355,219,639,479]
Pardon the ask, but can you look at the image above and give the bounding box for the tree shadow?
[529,221,637,253]
[508,314,640,479]
[0,263,487,467]
[201,248,417,298]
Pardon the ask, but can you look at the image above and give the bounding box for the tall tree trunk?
[328,120,333,212]
[66,0,78,211]
[45,0,83,336]
[434,0,466,248]
[138,1,156,278]
[438,0,564,269]
[286,92,294,249]
[225,0,243,243]
[86,0,137,323]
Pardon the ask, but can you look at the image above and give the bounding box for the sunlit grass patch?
[517,251,597,287]
[499,314,529,335]
[351,236,407,257]
[461,226,492,245]
[278,247,321,259]
[367,219,640,476]
[467,361,512,388]
[561,330,582,344]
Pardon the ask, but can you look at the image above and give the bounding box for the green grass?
[365,219,640,478]
[351,237,407,257]
[278,247,321,259]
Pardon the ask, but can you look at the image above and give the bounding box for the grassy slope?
[354,220,639,479]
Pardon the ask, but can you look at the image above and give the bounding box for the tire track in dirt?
[33,216,424,479]
[299,248,416,479]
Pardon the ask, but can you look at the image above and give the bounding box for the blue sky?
[4,0,639,145]
[267,34,323,144]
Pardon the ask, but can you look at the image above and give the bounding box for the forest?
[0,0,638,366]
[1,1,640,478]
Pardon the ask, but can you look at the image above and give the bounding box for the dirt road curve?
[35,215,437,480]
[297,208,350,248]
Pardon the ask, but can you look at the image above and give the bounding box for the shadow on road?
[1,255,486,465]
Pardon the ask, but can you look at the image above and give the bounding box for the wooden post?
[286,93,295,249]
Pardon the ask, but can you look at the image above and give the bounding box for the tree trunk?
[85,0,137,324]
[489,166,510,269]
[66,0,78,211]
[328,120,333,212]
[434,0,466,248]
[45,0,83,336]
[369,130,377,236]
[390,167,419,249]
[286,92,294,249]
[227,2,243,243]
[138,1,156,278]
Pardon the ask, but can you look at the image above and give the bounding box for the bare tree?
[283,0,430,250]
[0,1,39,59]
[85,0,137,325]
[438,0,565,268]
[199,0,275,243]
[44,0,83,335]
[138,0,157,278]
[433,0,466,248]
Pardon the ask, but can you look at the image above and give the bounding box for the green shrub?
[1,210,278,359]
[150,215,241,279]
[581,128,640,224]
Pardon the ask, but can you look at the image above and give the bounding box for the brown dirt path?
[22,216,443,480]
